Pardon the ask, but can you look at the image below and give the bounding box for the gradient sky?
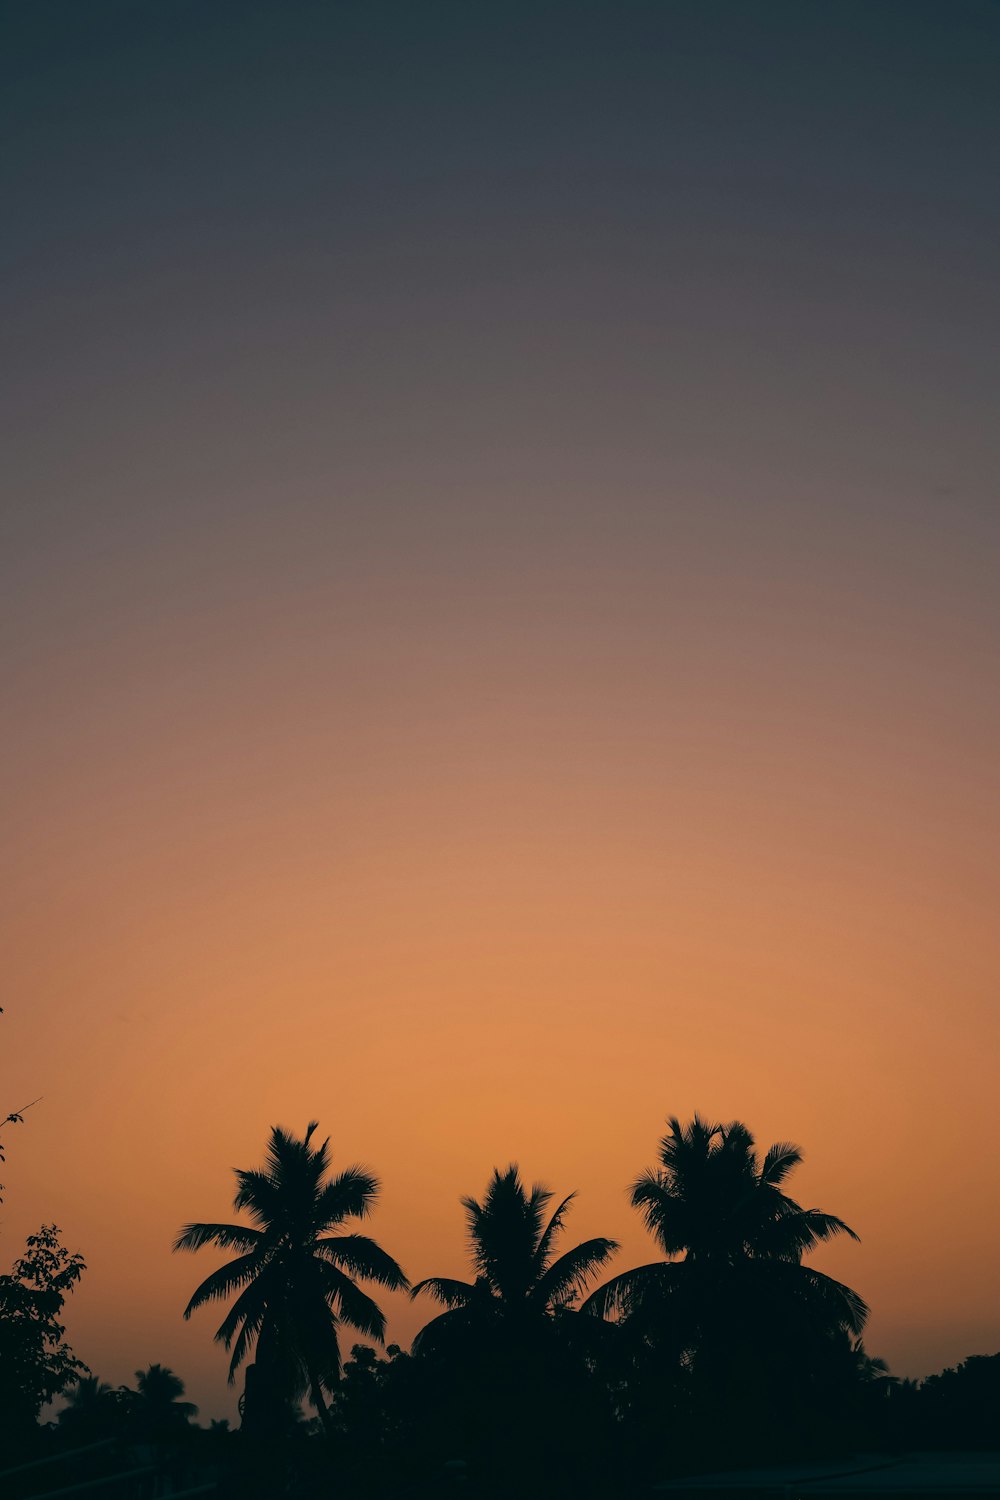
[3,1,999,1423]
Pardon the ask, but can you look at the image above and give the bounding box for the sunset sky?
[3,1,998,1423]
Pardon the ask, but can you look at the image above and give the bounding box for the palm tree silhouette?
[581,1116,869,1465]
[58,1376,118,1439]
[62,1374,114,1409]
[410,1167,618,1484]
[174,1122,407,1431]
[411,1164,617,1355]
[134,1363,198,1435]
[584,1114,867,1344]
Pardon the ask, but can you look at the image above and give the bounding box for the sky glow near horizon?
[2,1,999,1422]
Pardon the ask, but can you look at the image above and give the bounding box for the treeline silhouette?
[2,1115,998,1499]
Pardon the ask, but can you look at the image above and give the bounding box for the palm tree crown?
[584,1114,867,1336]
[411,1165,618,1353]
[174,1122,408,1424]
[134,1363,198,1430]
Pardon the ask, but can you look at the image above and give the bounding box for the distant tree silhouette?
[57,1366,197,1446]
[134,1363,198,1437]
[62,1374,114,1410]
[175,1122,407,1435]
[918,1352,1000,1449]
[851,1339,895,1391]
[583,1116,868,1465]
[57,1376,120,1440]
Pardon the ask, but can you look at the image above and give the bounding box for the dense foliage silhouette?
[0,1226,87,1450]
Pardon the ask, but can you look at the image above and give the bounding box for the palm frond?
[533,1237,620,1309]
[264,1124,315,1181]
[314,1166,380,1227]
[532,1193,576,1277]
[181,1253,263,1317]
[232,1170,283,1225]
[580,1261,678,1321]
[800,1209,860,1244]
[315,1233,408,1289]
[174,1222,264,1254]
[794,1264,870,1336]
[524,1180,554,1253]
[409,1276,477,1309]
[318,1262,387,1341]
[226,1304,268,1382]
[411,1304,480,1358]
[630,1169,689,1255]
[659,1114,718,1172]
[760,1141,803,1186]
[213,1274,270,1351]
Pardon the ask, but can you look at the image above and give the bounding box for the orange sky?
[5,484,998,1419]
[3,0,999,1425]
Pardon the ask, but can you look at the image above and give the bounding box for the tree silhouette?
[0,1225,88,1445]
[57,1375,120,1441]
[584,1115,866,1333]
[918,1353,1000,1449]
[582,1115,868,1464]
[174,1122,407,1433]
[63,1374,114,1409]
[134,1363,198,1437]
[411,1164,618,1355]
[411,1166,619,1487]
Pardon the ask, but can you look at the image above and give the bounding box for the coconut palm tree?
[174,1122,408,1432]
[581,1116,869,1468]
[133,1363,198,1436]
[57,1376,122,1441]
[411,1164,618,1356]
[62,1374,114,1408]
[411,1167,619,1485]
[584,1113,867,1349]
